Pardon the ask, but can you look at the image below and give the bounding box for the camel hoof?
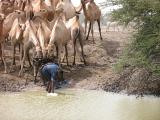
[34,80,38,84]
[84,62,88,66]
[9,67,15,73]
[9,70,14,73]
[18,72,22,77]
[72,62,76,66]
[3,71,7,74]
[86,37,89,40]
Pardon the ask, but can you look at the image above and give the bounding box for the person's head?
[56,67,64,82]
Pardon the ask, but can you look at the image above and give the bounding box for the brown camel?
[81,0,102,43]
[44,0,60,9]
[47,7,70,66]
[9,18,26,71]
[66,15,86,65]
[23,0,34,19]
[32,0,54,21]
[0,1,14,15]
[0,13,7,73]
[19,20,42,76]
[3,10,26,40]
[56,0,82,21]
[37,22,51,58]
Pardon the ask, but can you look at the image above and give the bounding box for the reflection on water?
[0,89,160,120]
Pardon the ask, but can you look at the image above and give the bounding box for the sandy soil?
[65,27,131,90]
[0,26,133,93]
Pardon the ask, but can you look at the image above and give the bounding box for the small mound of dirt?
[0,75,26,92]
[84,45,109,65]
[103,67,160,96]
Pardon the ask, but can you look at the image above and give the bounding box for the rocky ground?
[0,26,160,96]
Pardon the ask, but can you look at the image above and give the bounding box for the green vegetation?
[108,0,160,74]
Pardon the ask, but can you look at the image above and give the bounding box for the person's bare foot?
[47,93,58,97]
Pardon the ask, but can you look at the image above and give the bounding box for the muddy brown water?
[0,89,160,120]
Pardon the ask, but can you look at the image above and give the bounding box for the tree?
[107,0,160,74]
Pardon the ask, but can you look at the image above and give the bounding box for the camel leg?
[86,22,91,40]
[27,51,32,68]
[19,44,23,63]
[12,45,16,65]
[56,45,63,67]
[18,43,21,53]
[62,48,66,63]
[79,36,86,65]
[84,19,87,34]
[91,22,95,43]
[97,19,103,40]
[1,43,7,73]
[55,45,59,58]
[73,37,77,65]
[34,65,39,84]
[9,44,16,72]
[65,44,69,66]
[19,47,27,76]
[107,22,111,32]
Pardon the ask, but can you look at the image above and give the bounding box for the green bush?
[108,0,160,74]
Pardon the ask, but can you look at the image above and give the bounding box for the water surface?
[0,89,160,120]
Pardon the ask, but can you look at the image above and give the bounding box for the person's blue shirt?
[40,63,59,81]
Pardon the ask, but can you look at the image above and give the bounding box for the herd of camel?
[0,0,103,81]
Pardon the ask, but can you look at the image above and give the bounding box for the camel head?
[34,9,49,19]
[0,1,10,12]
[41,48,48,58]
[55,2,64,13]
[47,44,55,59]
[55,1,68,21]
[14,10,25,17]
[34,46,43,59]
[0,1,11,7]
[0,13,5,23]
[19,23,26,31]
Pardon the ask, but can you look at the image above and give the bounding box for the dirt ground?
[0,23,159,96]
[0,25,133,93]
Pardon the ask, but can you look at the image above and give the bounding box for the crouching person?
[40,63,64,95]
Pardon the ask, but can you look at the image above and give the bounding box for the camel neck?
[0,21,3,36]
[26,0,31,5]
[81,2,88,18]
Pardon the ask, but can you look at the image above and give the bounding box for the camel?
[9,18,26,71]
[47,3,86,65]
[3,10,26,40]
[81,0,102,43]
[37,22,51,58]
[56,0,82,21]
[47,7,70,66]
[45,0,59,9]
[19,20,42,76]
[22,0,34,19]
[32,0,54,21]
[66,15,86,65]
[106,21,120,32]
[33,22,51,83]
[0,13,7,73]
[34,9,49,21]
[0,1,14,15]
